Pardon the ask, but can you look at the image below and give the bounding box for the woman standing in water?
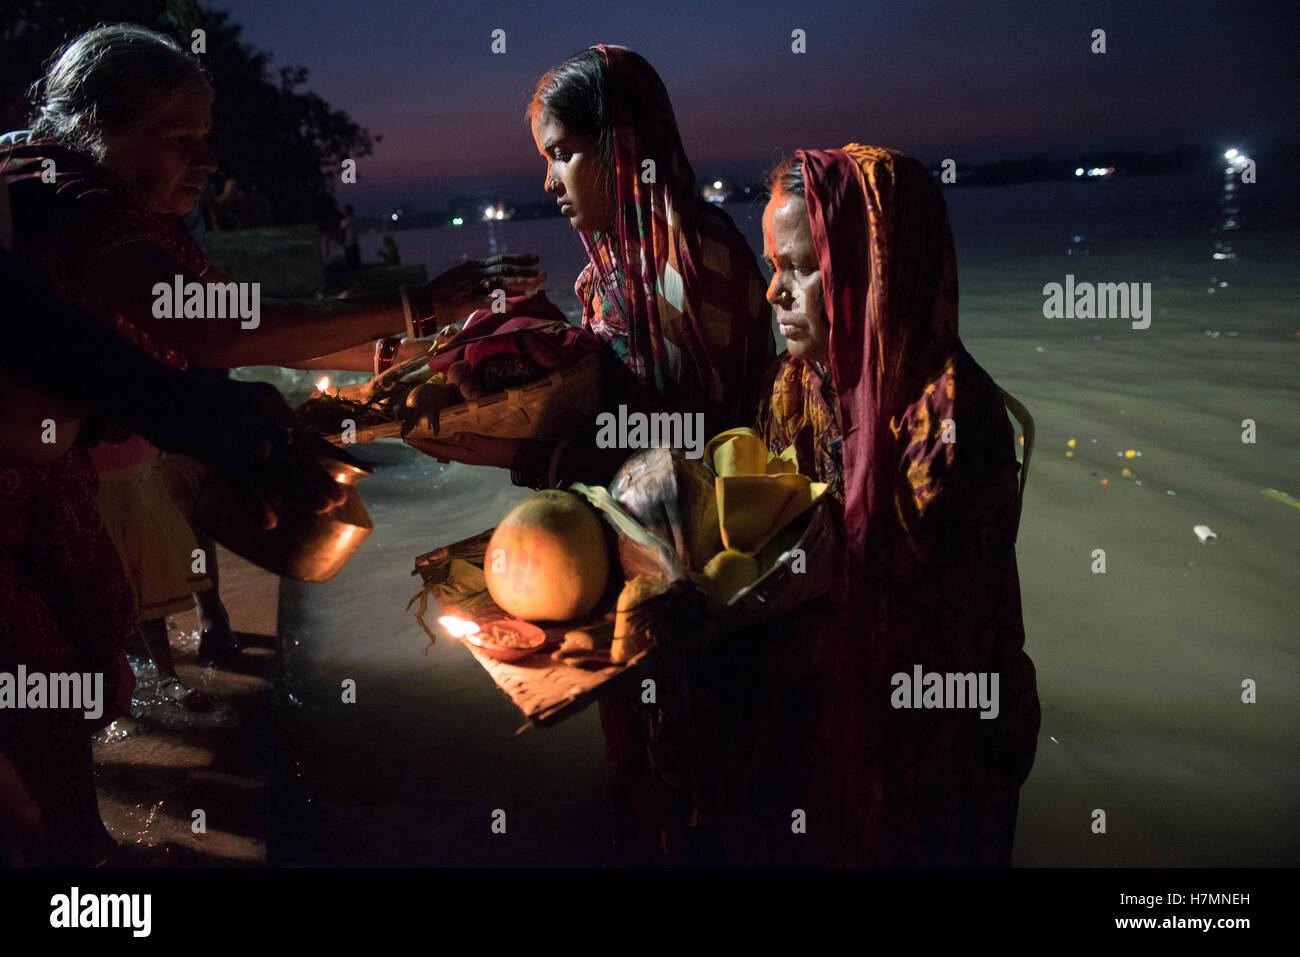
[412,46,776,863]
[757,145,1040,866]
[410,45,774,483]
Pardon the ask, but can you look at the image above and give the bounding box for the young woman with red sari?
[408,46,775,863]
[408,45,774,486]
[757,145,1040,866]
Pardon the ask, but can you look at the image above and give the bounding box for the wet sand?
[92,546,280,865]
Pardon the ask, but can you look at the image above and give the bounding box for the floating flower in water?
[1066,438,1076,448]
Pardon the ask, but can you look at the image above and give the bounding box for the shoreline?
[92,546,281,866]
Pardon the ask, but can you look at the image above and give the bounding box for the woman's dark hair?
[29,23,209,166]
[526,48,615,199]
[766,154,805,198]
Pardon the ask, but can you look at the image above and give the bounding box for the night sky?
[216,0,1300,215]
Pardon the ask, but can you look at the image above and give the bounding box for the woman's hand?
[162,378,347,528]
[406,432,547,471]
[425,254,546,319]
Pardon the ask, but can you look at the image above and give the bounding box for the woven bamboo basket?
[714,494,844,635]
[329,353,604,444]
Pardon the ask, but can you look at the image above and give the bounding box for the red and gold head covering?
[574,45,773,431]
[795,145,1036,865]
[798,144,961,560]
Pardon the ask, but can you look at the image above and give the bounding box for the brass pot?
[195,442,374,583]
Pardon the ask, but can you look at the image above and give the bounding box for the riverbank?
[92,546,281,866]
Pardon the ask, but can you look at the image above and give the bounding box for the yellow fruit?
[484,490,610,622]
[611,575,669,663]
[700,549,759,604]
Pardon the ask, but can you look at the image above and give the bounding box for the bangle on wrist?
[400,284,438,339]
[547,439,574,489]
[373,336,401,376]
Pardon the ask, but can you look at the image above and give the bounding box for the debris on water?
[1035,345,1045,352]
[1166,489,1176,496]
[1065,451,1074,458]
[1193,525,1217,544]
[1124,449,1137,458]
[1204,330,1221,337]
[1262,488,1300,511]
[1134,480,1143,486]
[1067,438,1077,448]
[1050,736,1059,744]
[1101,478,1109,485]
[1121,468,1132,477]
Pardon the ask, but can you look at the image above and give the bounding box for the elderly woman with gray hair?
[0,22,544,860]
[6,23,543,370]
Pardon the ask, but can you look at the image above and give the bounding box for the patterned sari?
[4,139,217,618]
[574,45,774,433]
[0,149,150,858]
[564,46,773,862]
[788,145,1041,865]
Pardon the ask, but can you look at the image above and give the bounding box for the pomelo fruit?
[484,490,610,622]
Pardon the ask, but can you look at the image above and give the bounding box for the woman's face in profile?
[532,111,613,233]
[763,190,830,365]
[104,81,218,216]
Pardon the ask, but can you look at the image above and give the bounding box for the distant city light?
[451,217,463,227]
[1224,148,1250,169]
[713,180,723,189]
[391,213,398,221]
[1075,168,1084,177]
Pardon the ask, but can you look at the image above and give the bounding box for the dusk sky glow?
[216,0,1300,215]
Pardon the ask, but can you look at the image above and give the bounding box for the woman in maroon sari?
[758,145,1040,866]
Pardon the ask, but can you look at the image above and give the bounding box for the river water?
[236,169,1300,865]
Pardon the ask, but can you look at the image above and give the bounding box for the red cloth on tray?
[426,291,604,375]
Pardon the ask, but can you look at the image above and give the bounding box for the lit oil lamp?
[438,615,544,661]
[438,615,481,640]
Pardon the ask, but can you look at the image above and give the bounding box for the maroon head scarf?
[565,45,773,429]
[797,145,993,864]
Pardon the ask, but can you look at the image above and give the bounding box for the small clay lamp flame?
[438,615,482,644]
[316,376,331,394]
